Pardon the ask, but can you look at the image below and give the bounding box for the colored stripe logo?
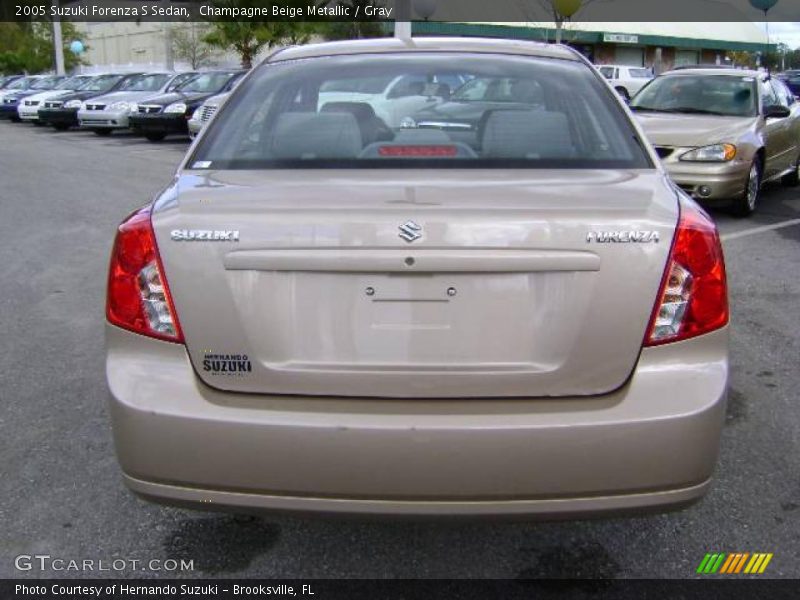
[697,553,773,574]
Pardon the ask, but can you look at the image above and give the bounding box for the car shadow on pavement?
[163,516,280,575]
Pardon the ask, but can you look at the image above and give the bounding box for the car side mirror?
[764,104,790,119]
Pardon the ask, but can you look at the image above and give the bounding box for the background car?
[0,75,60,121]
[0,75,42,102]
[17,74,95,124]
[0,74,24,89]
[597,64,654,100]
[406,76,547,147]
[129,70,245,141]
[77,71,197,136]
[106,37,728,519]
[317,72,471,128]
[631,68,800,216]
[187,91,228,139]
[37,73,143,131]
[777,69,800,98]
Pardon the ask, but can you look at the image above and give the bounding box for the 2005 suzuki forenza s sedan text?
[105,38,729,517]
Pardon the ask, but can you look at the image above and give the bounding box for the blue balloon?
[69,40,84,55]
[750,0,778,11]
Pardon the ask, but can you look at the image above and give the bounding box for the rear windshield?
[191,53,651,170]
[630,74,757,117]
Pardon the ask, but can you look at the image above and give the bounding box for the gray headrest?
[272,112,362,159]
[482,110,574,159]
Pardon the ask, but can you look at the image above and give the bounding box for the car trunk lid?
[152,169,677,398]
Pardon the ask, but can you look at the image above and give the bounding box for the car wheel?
[732,159,761,217]
[93,128,113,136]
[53,123,69,131]
[615,86,630,101]
[781,154,800,186]
[145,132,167,142]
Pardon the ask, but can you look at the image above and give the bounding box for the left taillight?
[106,206,184,343]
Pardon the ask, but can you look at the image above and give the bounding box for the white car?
[317,73,470,128]
[188,92,229,139]
[17,75,95,123]
[596,64,654,100]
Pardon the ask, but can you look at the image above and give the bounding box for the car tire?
[781,155,800,187]
[53,123,69,131]
[93,129,113,136]
[732,159,762,218]
[615,86,630,101]
[145,132,167,142]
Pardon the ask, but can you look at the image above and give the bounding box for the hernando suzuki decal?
[202,352,252,376]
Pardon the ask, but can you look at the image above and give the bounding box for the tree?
[172,23,215,69]
[203,1,316,69]
[0,21,86,74]
[317,1,386,40]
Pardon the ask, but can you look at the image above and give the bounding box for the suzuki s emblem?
[398,220,423,243]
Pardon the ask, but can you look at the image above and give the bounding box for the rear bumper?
[106,325,728,517]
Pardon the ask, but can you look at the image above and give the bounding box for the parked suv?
[597,64,654,100]
[77,71,197,135]
[106,37,729,518]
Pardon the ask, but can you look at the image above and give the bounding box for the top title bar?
[2,0,799,23]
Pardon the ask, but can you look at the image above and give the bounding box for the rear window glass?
[191,53,651,170]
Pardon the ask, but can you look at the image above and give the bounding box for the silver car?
[188,92,229,139]
[106,38,729,517]
[78,71,197,135]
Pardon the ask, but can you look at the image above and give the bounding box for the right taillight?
[106,206,184,343]
[645,201,728,346]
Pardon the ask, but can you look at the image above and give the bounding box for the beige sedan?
[631,68,800,216]
[105,37,729,518]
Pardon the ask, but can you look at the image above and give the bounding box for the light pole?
[163,0,174,70]
[394,0,411,39]
[553,0,582,45]
[51,0,65,75]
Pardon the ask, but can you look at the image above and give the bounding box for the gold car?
[631,68,800,216]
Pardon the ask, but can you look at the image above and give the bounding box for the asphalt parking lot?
[1,121,798,580]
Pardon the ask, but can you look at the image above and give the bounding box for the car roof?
[661,67,763,78]
[267,37,581,64]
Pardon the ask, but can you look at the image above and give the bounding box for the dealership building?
[76,20,772,72]
[415,22,773,71]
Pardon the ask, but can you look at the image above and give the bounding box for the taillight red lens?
[106,206,184,343]
[645,201,728,346]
